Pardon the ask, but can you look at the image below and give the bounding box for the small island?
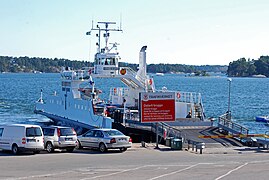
[227,56,269,77]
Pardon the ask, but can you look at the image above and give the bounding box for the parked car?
[77,128,132,153]
[0,124,44,155]
[42,126,77,153]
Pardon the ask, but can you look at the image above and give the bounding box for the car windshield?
[60,128,75,136]
[103,130,124,136]
[26,127,42,137]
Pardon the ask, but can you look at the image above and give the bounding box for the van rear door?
[25,127,43,148]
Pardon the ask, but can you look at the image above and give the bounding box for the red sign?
[140,92,176,123]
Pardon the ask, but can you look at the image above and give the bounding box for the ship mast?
[86,21,123,76]
[87,21,123,54]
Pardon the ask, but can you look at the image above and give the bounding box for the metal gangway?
[217,113,269,149]
[218,113,249,135]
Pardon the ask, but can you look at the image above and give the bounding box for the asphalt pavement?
[0,143,268,180]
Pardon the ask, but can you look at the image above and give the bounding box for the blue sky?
[1,0,269,65]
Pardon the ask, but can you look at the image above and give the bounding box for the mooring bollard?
[141,141,145,147]
[196,142,205,154]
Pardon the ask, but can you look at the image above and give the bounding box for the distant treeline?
[0,56,91,73]
[227,56,269,77]
[123,63,227,74]
[0,56,227,74]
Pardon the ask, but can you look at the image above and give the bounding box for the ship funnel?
[137,46,147,79]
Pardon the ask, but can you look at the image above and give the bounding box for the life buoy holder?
[120,68,126,75]
[176,92,181,99]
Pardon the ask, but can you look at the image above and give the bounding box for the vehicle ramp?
[173,126,244,148]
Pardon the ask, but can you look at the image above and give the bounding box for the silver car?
[77,129,132,152]
[42,126,77,153]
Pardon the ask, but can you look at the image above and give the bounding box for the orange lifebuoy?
[120,68,126,75]
[177,92,181,99]
[149,79,153,85]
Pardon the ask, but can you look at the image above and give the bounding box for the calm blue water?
[0,73,268,134]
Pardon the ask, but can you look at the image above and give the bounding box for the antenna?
[120,13,122,31]
[86,21,123,55]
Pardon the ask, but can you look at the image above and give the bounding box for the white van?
[0,124,44,155]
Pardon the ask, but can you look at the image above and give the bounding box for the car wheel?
[12,144,19,155]
[99,143,107,153]
[119,147,127,152]
[46,142,54,153]
[66,148,74,153]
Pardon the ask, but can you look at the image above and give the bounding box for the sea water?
[0,73,268,134]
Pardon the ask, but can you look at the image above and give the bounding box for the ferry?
[35,21,209,135]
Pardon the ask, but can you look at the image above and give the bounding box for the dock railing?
[159,122,182,139]
[218,113,249,135]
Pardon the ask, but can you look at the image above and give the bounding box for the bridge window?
[111,58,115,65]
[105,59,108,65]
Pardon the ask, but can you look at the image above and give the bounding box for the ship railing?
[61,69,91,81]
[176,91,204,119]
[218,113,249,135]
[109,87,129,98]
[176,91,202,104]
